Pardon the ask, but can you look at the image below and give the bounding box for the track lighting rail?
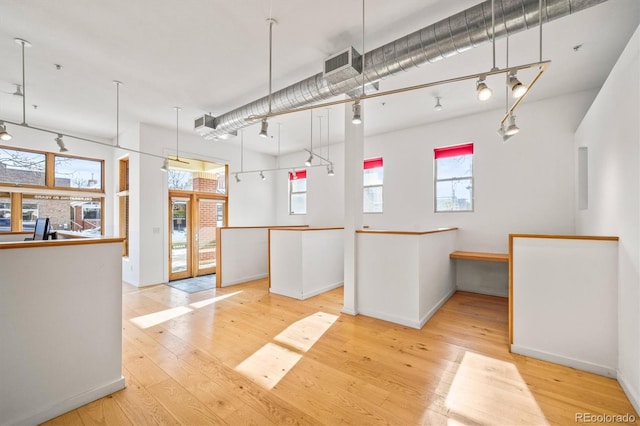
[246,61,550,123]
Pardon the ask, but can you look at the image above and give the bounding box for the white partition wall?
[269,228,344,300]
[356,228,457,329]
[0,238,125,425]
[217,226,308,287]
[510,234,619,377]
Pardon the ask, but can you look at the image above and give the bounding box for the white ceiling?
[0,0,638,156]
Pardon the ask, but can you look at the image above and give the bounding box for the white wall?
[219,227,270,286]
[277,92,595,252]
[276,148,345,227]
[575,25,640,413]
[119,123,277,287]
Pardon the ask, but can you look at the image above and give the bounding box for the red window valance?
[434,143,474,159]
[364,157,383,169]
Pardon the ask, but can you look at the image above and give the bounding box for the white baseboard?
[341,307,357,315]
[456,286,508,298]
[222,273,268,287]
[511,345,616,378]
[419,288,456,328]
[357,307,421,329]
[15,376,125,426]
[617,370,640,416]
[301,282,344,300]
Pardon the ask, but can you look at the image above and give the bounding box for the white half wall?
[0,240,124,425]
[575,25,640,413]
[219,227,269,286]
[511,236,619,377]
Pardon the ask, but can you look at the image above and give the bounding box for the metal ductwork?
[199,0,606,140]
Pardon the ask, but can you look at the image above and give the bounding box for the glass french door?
[170,196,191,280]
[169,193,226,281]
[195,198,225,276]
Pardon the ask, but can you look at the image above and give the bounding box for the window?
[434,143,474,212]
[363,157,383,213]
[119,158,129,257]
[168,167,226,194]
[54,155,102,190]
[0,145,103,191]
[289,170,307,215]
[21,194,103,233]
[0,147,46,187]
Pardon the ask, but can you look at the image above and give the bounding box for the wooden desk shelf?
[449,251,509,263]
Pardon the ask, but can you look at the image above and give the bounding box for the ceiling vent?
[194,114,215,136]
[323,47,362,85]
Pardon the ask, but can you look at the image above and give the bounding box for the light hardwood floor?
[44,279,638,425]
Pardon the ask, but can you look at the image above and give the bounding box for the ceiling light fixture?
[505,114,520,136]
[55,134,68,152]
[476,77,492,101]
[508,72,527,98]
[305,110,314,166]
[259,18,278,139]
[171,107,189,164]
[260,171,266,181]
[327,165,335,176]
[160,158,169,172]
[114,80,123,147]
[352,101,362,124]
[14,38,31,125]
[12,84,23,97]
[0,122,13,141]
[434,96,443,111]
[259,118,269,138]
[235,173,241,183]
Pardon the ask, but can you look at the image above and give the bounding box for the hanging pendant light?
[352,101,362,124]
[505,114,520,136]
[508,72,527,98]
[55,134,68,152]
[160,158,169,172]
[476,77,492,101]
[434,96,443,111]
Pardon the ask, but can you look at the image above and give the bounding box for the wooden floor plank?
[40,279,638,426]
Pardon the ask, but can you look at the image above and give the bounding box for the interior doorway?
[166,158,228,282]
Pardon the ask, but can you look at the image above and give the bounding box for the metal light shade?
[305,154,313,167]
[235,173,241,183]
[352,102,362,124]
[160,159,169,172]
[0,123,11,141]
[327,165,335,176]
[260,171,266,181]
[259,119,269,138]
[505,115,520,136]
[509,73,527,98]
[476,79,492,101]
[55,134,68,152]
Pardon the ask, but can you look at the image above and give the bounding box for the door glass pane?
[198,199,223,271]
[171,199,189,274]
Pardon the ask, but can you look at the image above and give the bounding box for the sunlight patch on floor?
[274,312,339,352]
[444,352,549,425]
[130,306,193,329]
[235,311,339,390]
[189,291,242,309]
[235,343,303,390]
[129,291,243,329]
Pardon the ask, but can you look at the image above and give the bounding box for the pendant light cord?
[268,19,274,115]
[491,0,497,71]
[309,110,313,154]
[114,81,122,147]
[539,0,544,62]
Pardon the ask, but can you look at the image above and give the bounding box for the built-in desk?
[0,235,125,425]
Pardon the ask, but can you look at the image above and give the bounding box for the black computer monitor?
[33,217,50,240]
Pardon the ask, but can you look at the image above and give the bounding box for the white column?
[342,100,364,315]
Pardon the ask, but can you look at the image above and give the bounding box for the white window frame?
[289,170,307,215]
[434,143,474,213]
